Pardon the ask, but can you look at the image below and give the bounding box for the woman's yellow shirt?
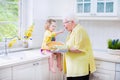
[63,24,96,77]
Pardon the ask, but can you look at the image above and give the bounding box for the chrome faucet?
[0,38,8,56]
[0,36,18,56]
[4,38,8,56]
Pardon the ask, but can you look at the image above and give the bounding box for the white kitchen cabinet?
[76,0,118,16]
[115,63,120,80]
[0,67,12,80]
[75,0,92,16]
[13,59,49,80]
[90,60,116,80]
[35,59,49,80]
[90,68,115,80]
[47,0,120,20]
[115,72,120,80]
[75,0,118,16]
[13,62,35,80]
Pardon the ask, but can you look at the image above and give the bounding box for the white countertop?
[0,49,120,69]
[94,51,120,63]
[0,49,50,69]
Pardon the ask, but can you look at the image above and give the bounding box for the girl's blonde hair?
[44,19,56,30]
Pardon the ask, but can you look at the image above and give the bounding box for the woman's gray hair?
[62,13,79,24]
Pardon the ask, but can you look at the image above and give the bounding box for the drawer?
[115,72,120,80]
[95,60,115,71]
[116,64,120,71]
[0,68,11,79]
[90,68,115,80]
[0,68,11,74]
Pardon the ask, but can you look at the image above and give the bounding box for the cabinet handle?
[96,63,100,66]
[90,13,96,16]
[93,14,96,16]
[33,63,36,66]
[33,63,39,66]
[90,13,94,16]
[36,63,39,65]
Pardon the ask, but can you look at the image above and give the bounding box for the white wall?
[21,0,33,33]
[32,0,49,48]
[32,0,74,48]
[79,20,120,50]
[47,0,75,17]
[31,0,120,50]
[52,20,120,50]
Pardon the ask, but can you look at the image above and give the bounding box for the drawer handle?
[96,64,100,66]
[36,63,39,65]
[33,63,36,66]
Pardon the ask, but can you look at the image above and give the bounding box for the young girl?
[41,19,64,73]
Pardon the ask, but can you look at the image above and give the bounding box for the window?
[0,0,19,41]
[0,0,21,53]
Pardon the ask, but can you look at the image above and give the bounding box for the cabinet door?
[13,63,35,80]
[35,59,49,80]
[0,68,11,80]
[115,72,120,80]
[96,0,117,16]
[90,68,115,80]
[95,60,115,71]
[115,63,120,80]
[75,0,92,16]
[76,0,117,17]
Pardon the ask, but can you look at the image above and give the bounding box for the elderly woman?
[62,15,96,80]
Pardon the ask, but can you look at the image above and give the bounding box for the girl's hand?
[56,29,65,35]
[59,29,65,33]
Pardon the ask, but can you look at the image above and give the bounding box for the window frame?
[0,0,33,54]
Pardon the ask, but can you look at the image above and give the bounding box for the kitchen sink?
[0,55,23,62]
[0,50,43,64]
[0,52,26,61]
[0,50,44,66]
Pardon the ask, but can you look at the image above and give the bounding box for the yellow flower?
[24,30,32,39]
[24,24,34,39]
[8,38,17,48]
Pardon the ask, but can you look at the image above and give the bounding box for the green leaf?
[108,39,120,49]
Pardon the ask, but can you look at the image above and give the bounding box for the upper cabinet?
[75,0,120,20]
[47,0,120,20]
[76,0,92,16]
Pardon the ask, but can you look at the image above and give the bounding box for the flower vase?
[23,39,28,48]
[28,38,32,48]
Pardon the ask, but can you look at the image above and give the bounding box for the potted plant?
[107,39,120,54]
